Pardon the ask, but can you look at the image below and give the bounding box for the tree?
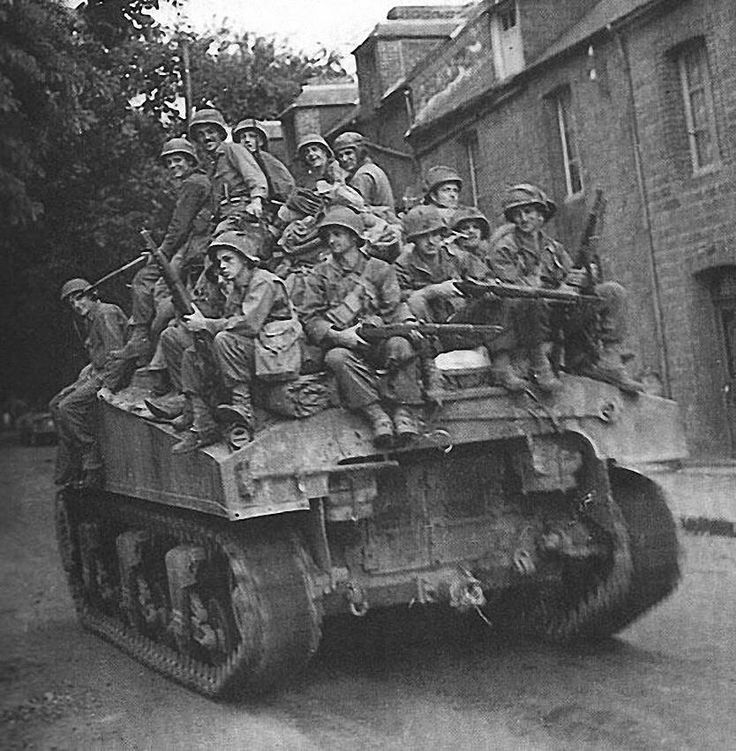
[0,0,346,404]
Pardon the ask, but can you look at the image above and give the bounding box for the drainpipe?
[615,29,671,396]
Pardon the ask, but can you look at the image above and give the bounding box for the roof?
[278,82,359,119]
[534,0,658,66]
[370,18,459,40]
[408,0,663,135]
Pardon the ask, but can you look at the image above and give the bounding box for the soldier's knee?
[325,347,351,371]
[595,281,626,302]
[385,336,413,361]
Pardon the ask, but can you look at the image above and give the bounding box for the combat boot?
[172,396,219,453]
[112,324,151,364]
[361,403,394,448]
[587,342,644,393]
[530,344,563,394]
[392,405,419,445]
[171,397,193,432]
[145,394,185,420]
[215,383,254,434]
[490,351,526,392]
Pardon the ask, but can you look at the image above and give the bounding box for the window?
[677,40,720,173]
[490,2,524,80]
[500,6,516,31]
[554,87,583,196]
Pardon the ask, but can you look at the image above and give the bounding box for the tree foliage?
[0,0,345,404]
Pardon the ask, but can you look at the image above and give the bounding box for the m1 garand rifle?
[357,321,504,342]
[575,188,606,293]
[140,229,224,401]
[453,278,600,304]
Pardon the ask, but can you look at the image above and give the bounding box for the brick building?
[347,0,736,457]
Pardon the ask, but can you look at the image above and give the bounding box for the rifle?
[140,229,224,402]
[358,321,504,342]
[88,254,148,292]
[453,278,600,304]
[140,230,194,316]
[576,188,606,292]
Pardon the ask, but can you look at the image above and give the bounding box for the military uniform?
[348,158,395,209]
[131,170,212,331]
[210,142,268,235]
[50,300,128,484]
[301,253,422,410]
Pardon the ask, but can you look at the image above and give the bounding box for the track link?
[55,489,322,698]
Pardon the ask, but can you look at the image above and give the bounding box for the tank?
[55,367,685,698]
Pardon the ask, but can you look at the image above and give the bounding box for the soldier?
[50,279,129,488]
[396,204,487,326]
[300,207,423,447]
[294,133,344,191]
[172,231,298,453]
[232,118,296,206]
[332,132,395,210]
[489,183,640,391]
[113,137,212,364]
[450,206,492,262]
[188,108,268,235]
[422,165,463,224]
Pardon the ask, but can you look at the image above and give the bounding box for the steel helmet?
[296,133,334,159]
[188,108,228,140]
[450,206,490,239]
[502,183,557,222]
[208,231,262,264]
[60,278,92,302]
[317,206,365,245]
[158,137,198,164]
[423,165,463,198]
[402,204,447,241]
[232,118,269,148]
[332,131,365,154]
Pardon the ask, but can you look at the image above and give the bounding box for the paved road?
[1,443,735,750]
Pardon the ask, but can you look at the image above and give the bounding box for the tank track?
[513,468,680,641]
[55,489,322,698]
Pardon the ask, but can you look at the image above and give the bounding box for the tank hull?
[56,375,686,697]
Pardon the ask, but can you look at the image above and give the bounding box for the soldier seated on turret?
[232,118,296,208]
[332,132,395,211]
[50,279,130,488]
[487,183,641,392]
[171,231,300,453]
[300,207,423,447]
[113,137,212,366]
[449,206,492,262]
[422,165,464,225]
[189,108,268,236]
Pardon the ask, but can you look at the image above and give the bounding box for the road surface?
[1,442,735,750]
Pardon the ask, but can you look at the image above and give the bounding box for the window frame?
[553,87,584,198]
[676,39,720,175]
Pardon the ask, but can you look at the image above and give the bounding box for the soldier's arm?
[158,174,211,258]
[227,143,268,200]
[379,265,412,324]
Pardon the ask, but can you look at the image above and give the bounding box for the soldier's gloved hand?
[430,280,463,300]
[566,267,598,288]
[244,197,263,220]
[332,324,368,351]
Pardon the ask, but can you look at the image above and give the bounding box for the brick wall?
[518,0,600,63]
[408,0,736,456]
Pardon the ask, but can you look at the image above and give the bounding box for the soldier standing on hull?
[488,183,640,392]
[301,207,423,447]
[332,132,395,210]
[50,279,129,488]
[113,138,212,365]
[422,166,464,225]
[232,118,296,208]
[172,231,297,453]
[188,108,268,236]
